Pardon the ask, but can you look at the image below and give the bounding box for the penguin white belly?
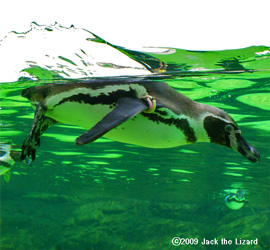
[46,102,186,148]
[107,115,186,148]
[46,102,109,129]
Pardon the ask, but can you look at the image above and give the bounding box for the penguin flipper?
[75,97,148,145]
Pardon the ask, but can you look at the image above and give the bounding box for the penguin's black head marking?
[203,115,260,163]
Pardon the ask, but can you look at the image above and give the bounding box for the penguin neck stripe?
[142,111,197,143]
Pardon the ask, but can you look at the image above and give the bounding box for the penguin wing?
[75,97,148,145]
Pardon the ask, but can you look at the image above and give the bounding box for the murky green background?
[0,24,270,250]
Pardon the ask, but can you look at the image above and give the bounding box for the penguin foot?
[21,133,40,161]
[21,102,45,161]
[140,95,156,113]
[21,102,57,161]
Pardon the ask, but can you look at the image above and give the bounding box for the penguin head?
[203,110,260,163]
[0,144,15,175]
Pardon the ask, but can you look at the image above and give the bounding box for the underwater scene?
[0,23,269,250]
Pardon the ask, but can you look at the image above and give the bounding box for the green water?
[0,24,270,250]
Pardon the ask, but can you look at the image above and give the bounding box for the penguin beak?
[230,133,260,163]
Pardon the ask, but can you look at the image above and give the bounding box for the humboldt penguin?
[225,190,248,210]
[20,78,260,162]
[224,189,256,214]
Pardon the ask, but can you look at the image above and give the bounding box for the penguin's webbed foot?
[20,102,56,161]
[21,133,40,161]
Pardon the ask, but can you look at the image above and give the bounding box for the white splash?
[0,22,150,82]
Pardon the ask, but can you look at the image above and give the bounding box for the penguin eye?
[225,124,233,133]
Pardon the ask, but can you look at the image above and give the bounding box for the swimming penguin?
[224,189,256,214]
[225,190,248,210]
[20,78,260,162]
